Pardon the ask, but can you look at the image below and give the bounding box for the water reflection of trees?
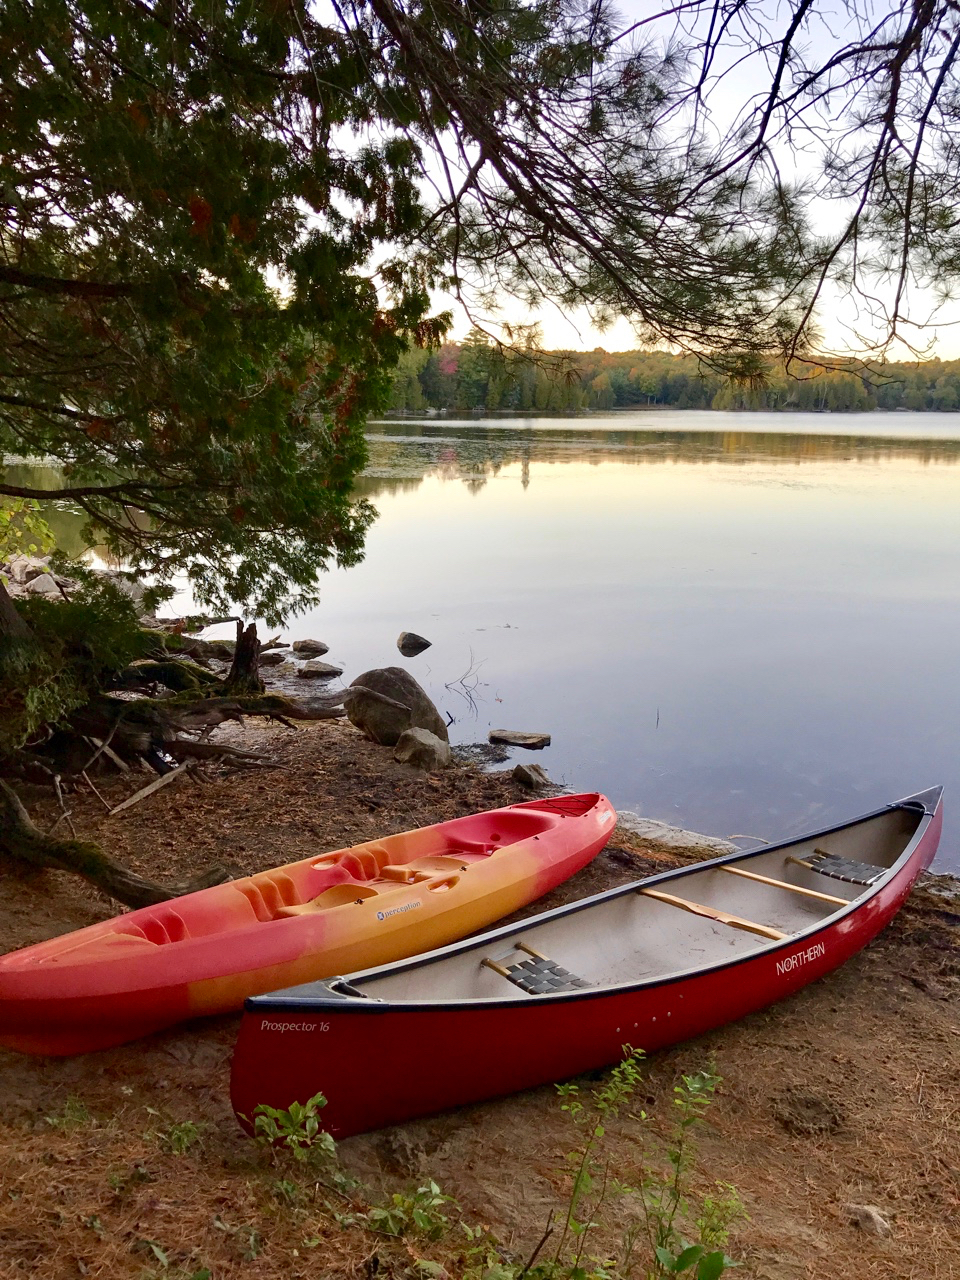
[1,463,106,558]
[356,426,960,498]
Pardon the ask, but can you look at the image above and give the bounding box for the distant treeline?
[386,331,960,414]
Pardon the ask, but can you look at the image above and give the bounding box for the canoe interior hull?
[231,789,942,1139]
[0,793,615,1055]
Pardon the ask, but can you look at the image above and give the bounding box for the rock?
[843,1204,891,1237]
[5,554,50,584]
[258,650,287,666]
[292,638,329,656]
[267,661,297,676]
[204,640,236,660]
[616,813,738,853]
[397,630,432,657]
[513,763,550,788]
[296,659,344,679]
[101,571,145,602]
[394,728,452,770]
[345,667,448,746]
[489,729,551,749]
[24,572,62,596]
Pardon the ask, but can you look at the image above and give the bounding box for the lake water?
[278,410,960,872]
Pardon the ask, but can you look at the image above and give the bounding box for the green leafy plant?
[271,1176,302,1208]
[0,575,154,753]
[145,1114,202,1157]
[44,1097,92,1131]
[250,1092,336,1167]
[550,1047,647,1274]
[212,1216,262,1261]
[631,1072,743,1280]
[478,1053,744,1280]
[358,1181,454,1242]
[0,499,55,563]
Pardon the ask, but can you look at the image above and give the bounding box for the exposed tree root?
[0,780,238,909]
[114,659,222,693]
[0,615,347,905]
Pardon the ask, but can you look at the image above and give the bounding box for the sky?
[439,0,960,359]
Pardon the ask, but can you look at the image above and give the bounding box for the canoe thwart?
[718,864,848,906]
[481,944,593,994]
[638,887,788,941]
[786,849,884,886]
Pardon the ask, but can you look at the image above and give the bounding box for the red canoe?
[0,793,615,1055]
[231,787,942,1138]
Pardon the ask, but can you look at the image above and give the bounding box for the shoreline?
[0,718,957,1278]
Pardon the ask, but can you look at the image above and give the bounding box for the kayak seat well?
[445,806,558,850]
[237,871,303,922]
[482,942,593,994]
[137,910,190,945]
[379,856,469,883]
[276,884,382,916]
[311,850,381,880]
[102,910,191,947]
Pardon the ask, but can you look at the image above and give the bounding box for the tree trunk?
[0,780,238,909]
[224,621,264,695]
[0,577,30,639]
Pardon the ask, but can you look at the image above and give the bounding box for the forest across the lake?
[387,333,960,415]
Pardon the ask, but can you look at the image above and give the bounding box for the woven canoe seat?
[482,943,592,994]
[789,849,885,887]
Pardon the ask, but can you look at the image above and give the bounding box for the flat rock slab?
[296,660,344,679]
[258,650,287,666]
[489,730,551,749]
[617,812,738,853]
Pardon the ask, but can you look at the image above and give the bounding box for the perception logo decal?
[376,900,423,922]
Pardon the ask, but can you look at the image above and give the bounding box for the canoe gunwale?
[246,786,943,1017]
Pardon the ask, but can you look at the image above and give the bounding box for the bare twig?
[51,774,78,838]
[80,770,112,812]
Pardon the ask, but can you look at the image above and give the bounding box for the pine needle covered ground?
[0,719,957,1279]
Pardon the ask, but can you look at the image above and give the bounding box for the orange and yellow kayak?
[0,793,615,1055]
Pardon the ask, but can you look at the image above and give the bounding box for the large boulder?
[5,553,50,584]
[345,667,448,746]
[394,728,451,771]
[292,638,329,656]
[24,572,62,597]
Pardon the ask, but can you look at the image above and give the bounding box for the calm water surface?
[282,411,960,870]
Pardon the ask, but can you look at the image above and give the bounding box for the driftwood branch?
[343,685,410,712]
[109,761,191,815]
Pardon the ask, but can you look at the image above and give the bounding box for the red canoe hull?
[230,791,942,1137]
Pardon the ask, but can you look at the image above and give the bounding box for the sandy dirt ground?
[0,718,957,1279]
